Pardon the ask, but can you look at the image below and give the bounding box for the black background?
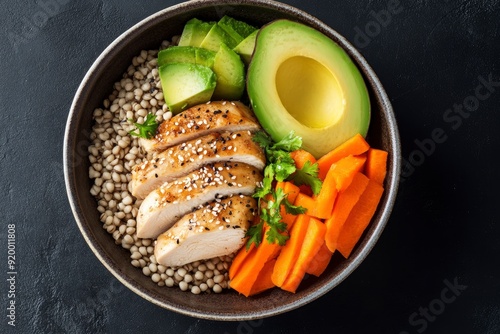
[1,0,499,333]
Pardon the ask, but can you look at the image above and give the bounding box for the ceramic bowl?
[64,0,401,321]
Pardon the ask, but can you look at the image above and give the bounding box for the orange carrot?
[272,214,310,287]
[230,236,282,296]
[325,172,369,252]
[280,206,298,230]
[281,217,326,293]
[329,155,367,192]
[306,241,333,277]
[276,181,301,229]
[365,148,388,185]
[317,134,370,180]
[336,179,384,258]
[249,259,277,296]
[298,185,313,197]
[311,164,338,219]
[229,242,256,280]
[294,193,317,217]
[276,181,301,204]
[290,149,317,169]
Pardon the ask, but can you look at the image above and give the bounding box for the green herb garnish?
[246,131,313,249]
[129,113,159,139]
[289,160,323,196]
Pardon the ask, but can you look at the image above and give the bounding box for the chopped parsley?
[246,131,322,249]
[129,113,159,139]
[289,161,323,196]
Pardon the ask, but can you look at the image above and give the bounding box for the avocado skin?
[247,20,370,158]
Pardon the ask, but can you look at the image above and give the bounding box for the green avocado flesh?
[233,30,258,65]
[218,15,257,44]
[247,20,371,158]
[178,19,215,47]
[212,43,245,100]
[158,46,216,68]
[200,24,238,51]
[159,63,217,114]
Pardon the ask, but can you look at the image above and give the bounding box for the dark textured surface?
[64,0,400,321]
[0,0,499,333]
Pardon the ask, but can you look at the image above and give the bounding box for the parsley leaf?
[252,130,273,149]
[245,220,264,250]
[283,198,307,215]
[288,160,323,196]
[247,131,310,248]
[129,113,159,139]
[271,131,302,152]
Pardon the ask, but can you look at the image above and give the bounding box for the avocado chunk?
[233,30,258,65]
[178,18,215,47]
[247,20,370,158]
[158,46,216,68]
[199,23,238,52]
[159,63,217,114]
[212,43,245,100]
[218,15,257,44]
[195,48,217,68]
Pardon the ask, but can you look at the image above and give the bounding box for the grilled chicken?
[136,162,262,239]
[154,196,257,267]
[140,101,260,153]
[130,131,265,199]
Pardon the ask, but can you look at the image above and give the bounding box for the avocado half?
[247,20,370,158]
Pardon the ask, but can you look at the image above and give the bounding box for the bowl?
[64,0,401,321]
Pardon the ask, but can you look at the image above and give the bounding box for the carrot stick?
[290,149,317,169]
[229,215,261,279]
[229,242,255,280]
[306,241,333,277]
[294,193,317,217]
[336,179,384,258]
[329,155,367,192]
[311,164,338,219]
[365,148,388,185]
[298,185,313,197]
[276,181,301,204]
[249,258,277,296]
[276,181,301,229]
[230,237,282,296]
[325,172,369,252]
[272,214,310,287]
[317,134,370,180]
[281,217,326,293]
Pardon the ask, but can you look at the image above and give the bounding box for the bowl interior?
[64,0,400,321]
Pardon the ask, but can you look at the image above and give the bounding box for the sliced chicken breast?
[130,131,265,199]
[154,196,257,267]
[136,162,262,239]
[140,101,260,153]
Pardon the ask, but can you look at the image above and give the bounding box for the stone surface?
[0,0,499,333]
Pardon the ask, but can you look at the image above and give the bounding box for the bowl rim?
[64,0,401,321]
